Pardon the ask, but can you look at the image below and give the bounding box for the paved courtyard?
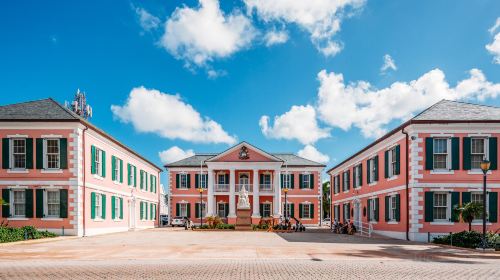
[0,228,499,279]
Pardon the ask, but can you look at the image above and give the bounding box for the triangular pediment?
[206,142,282,162]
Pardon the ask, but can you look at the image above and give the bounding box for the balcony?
[236,184,253,193]
[259,184,274,193]
[214,184,229,192]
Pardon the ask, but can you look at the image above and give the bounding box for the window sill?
[113,181,122,185]
[468,170,492,175]
[387,221,399,225]
[387,176,398,181]
[369,221,378,224]
[7,169,29,174]
[41,217,63,221]
[113,219,123,222]
[7,217,28,221]
[41,169,63,174]
[430,170,454,175]
[93,218,104,222]
[430,221,454,225]
[368,182,377,187]
[471,221,492,225]
[343,191,349,194]
[93,175,104,181]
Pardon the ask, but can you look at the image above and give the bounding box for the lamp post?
[283,187,289,221]
[198,187,204,228]
[480,159,491,250]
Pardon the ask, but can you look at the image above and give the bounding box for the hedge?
[0,225,56,243]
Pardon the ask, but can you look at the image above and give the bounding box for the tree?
[322,181,330,219]
[0,198,6,206]
[454,202,484,232]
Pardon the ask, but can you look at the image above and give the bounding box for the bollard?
[427,232,430,243]
[450,232,453,247]
[62,226,65,236]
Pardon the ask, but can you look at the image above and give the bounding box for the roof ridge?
[410,99,446,120]
[441,99,500,110]
[47,98,82,120]
[0,98,53,108]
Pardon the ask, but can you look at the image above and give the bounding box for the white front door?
[353,200,361,227]
[129,200,136,229]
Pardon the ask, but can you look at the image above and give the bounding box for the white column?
[207,168,214,216]
[273,169,281,217]
[252,169,260,217]
[229,168,236,217]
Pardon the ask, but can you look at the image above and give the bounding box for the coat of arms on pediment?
[239,146,249,160]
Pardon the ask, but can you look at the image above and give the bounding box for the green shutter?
[290,174,295,189]
[91,146,96,174]
[384,150,389,178]
[425,138,434,170]
[101,194,106,219]
[462,192,471,204]
[127,164,131,185]
[195,174,199,188]
[385,196,390,222]
[395,194,400,222]
[186,203,191,218]
[111,196,116,220]
[2,189,10,217]
[309,174,314,189]
[225,203,229,217]
[463,137,471,170]
[352,168,356,188]
[299,204,303,219]
[367,199,371,222]
[60,189,68,218]
[176,203,180,217]
[366,160,371,184]
[374,156,379,181]
[451,137,459,170]
[280,174,284,188]
[298,174,303,189]
[2,138,10,169]
[25,189,33,218]
[359,164,363,187]
[134,167,137,187]
[120,198,123,219]
[101,150,106,177]
[140,202,144,220]
[395,145,400,175]
[150,203,153,220]
[111,156,116,181]
[451,192,460,222]
[176,174,180,188]
[347,203,350,219]
[120,160,123,183]
[346,171,350,190]
[310,204,314,218]
[36,189,44,218]
[374,198,379,222]
[195,203,200,218]
[36,139,44,169]
[489,137,498,170]
[140,171,143,189]
[260,203,264,217]
[60,138,68,169]
[26,138,33,169]
[91,192,96,219]
[424,192,434,222]
[291,203,295,218]
[488,192,498,223]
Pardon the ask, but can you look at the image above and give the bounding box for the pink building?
[166,142,325,226]
[328,100,500,242]
[0,98,161,236]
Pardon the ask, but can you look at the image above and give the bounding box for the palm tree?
[0,198,6,206]
[455,202,484,232]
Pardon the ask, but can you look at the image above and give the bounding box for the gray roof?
[413,100,500,121]
[165,153,325,167]
[0,98,81,120]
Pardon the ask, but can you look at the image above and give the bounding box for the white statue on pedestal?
[237,185,251,209]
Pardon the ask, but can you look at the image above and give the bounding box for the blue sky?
[1,1,500,184]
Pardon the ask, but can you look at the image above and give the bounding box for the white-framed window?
[343,203,349,222]
[95,193,102,219]
[283,203,292,217]
[302,174,310,187]
[369,158,377,184]
[262,174,271,184]
[369,199,376,221]
[342,172,349,191]
[354,165,361,188]
[114,196,121,220]
[471,138,488,170]
[45,139,60,169]
[218,173,227,185]
[471,192,489,221]
[334,205,340,222]
[179,203,188,217]
[433,138,450,170]
[94,148,103,177]
[180,173,188,189]
[198,202,207,218]
[199,173,208,189]
[262,203,272,217]
[113,157,120,182]
[389,195,397,221]
[388,147,397,177]
[302,203,312,219]
[11,138,26,169]
[333,175,339,193]
[282,173,291,189]
[142,202,148,220]
[217,202,227,217]
[433,192,449,221]
[46,190,60,218]
[129,165,135,186]
[12,190,26,217]
[144,172,148,189]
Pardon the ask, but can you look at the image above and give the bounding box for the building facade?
[328,100,500,242]
[166,142,325,226]
[0,98,161,236]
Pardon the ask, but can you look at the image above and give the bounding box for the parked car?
[160,215,169,226]
[171,216,186,227]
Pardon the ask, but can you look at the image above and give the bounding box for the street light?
[480,159,490,250]
[198,187,204,228]
[283,187,289,221]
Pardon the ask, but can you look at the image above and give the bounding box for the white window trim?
[94,148,104,178]
[282,173,291,189]
[10,189,26,218]
[368,158,377,184]
[199,173,208,189]
[432,192,451,222]
[388,147,397,178]
[432,138,451,171]
[94,193,103,220]
[179,173,188,189]
[388,195,397,222]
[369,199,376,222]
[301,203,312,220]
[129,165,135,187]
[262,202,272,218]
[471,192,489,223]
[113,157,120,183]
[217,202,227,217]
[10,138,27,171]
[354,165,361,188]
[470,137,489,171]
[114,196,122,221]
[179,202,188,217]
[43,138,61,170]
[44,189,61,218]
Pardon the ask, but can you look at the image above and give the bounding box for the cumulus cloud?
[317,68,500,138]
[244,0,365,56]
[488,17,500,34]
[111,86,237,145]
[297,145,330,164]
[260,105,330,145]
[486,18,500,64]
[380,54,397,73]
[161,0,257,68]
[264,29,289,46]
[135,7,161,32]
[159,146,195,164]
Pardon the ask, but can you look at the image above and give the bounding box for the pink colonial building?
[328,100,500,242]
[0,98,161,236]
[166,142,325,226]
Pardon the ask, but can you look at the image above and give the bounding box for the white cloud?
[135,7,161,32]
[486,33,500,64]
[317,68,500,138]
[244,0,365,56]
[380,54,397,73]
[111,86,237,145]
[161,0,257,67]
[159,146,195,164]
[297,145,330,164]
[260,105,330,145]
[488,17,500,34]
[264,29,289,46]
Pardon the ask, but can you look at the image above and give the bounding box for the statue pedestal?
[235,208,252,231]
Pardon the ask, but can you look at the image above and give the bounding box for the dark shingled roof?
[165,153,326,167]
[0,98,162,171]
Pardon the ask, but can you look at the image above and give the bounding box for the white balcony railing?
[259,184,273,193]
[236,184,253,193]
[214,184,229,192]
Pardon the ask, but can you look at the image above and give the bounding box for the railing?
[259,184,274,193]
[214,184,229,192]
[346,219,373,237]
[236,184,253,192]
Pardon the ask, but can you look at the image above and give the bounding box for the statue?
[237,185,251,209]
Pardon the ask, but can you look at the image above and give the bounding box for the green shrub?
[215,224,235,230]
[0,225,56,243]
[432,231,482,249]
[252,224,269,230]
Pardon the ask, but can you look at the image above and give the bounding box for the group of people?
[331,219,357,235]
[184,217,194,230]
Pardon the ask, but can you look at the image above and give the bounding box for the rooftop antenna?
[65,89,93,120]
